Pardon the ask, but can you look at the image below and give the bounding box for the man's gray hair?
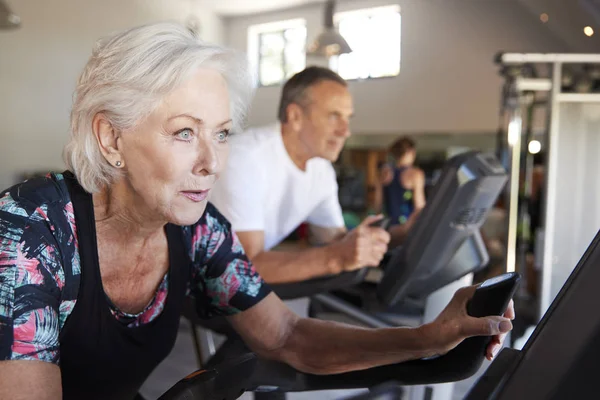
[64,22,254,193]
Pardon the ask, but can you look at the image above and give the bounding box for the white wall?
[0,0,224,189]
[225,0,571,135]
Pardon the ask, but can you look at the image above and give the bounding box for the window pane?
[260,32,285,57]
[251,19,307,86]
[338,15,371,79]
[331,8,401,80]
[284,44,306,77]
[369,12,401,78]
[284,26,307,45]
[260,55,284,86]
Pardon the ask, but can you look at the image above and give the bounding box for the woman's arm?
[0,361,62,400]
[197,207,513,374]
[372,165,393,214]
[410,168,427,212]
[227,289,514,375]
[0,189,70,400]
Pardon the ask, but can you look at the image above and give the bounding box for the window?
[248,19,307,87]
[329,5,401,80]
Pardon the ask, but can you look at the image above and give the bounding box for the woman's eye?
[175,129,193,141]
[216,130,230,143]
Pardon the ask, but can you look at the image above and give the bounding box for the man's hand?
[421,285,515,361]
[331,215,391,272]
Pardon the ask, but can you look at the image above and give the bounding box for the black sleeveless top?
[59,175,189,400]
[383,166,415,226]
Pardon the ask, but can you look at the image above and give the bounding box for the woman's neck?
[92,180,166,243]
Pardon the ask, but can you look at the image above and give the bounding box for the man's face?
[297,80,354,162]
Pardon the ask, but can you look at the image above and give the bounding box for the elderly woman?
[0,23,514,400]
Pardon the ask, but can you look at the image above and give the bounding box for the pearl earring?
[115,161,122,167]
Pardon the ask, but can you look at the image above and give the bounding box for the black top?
[59,176,189,399]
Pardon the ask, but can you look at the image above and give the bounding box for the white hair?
[63,22,255,193]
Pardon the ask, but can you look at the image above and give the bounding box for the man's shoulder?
[230,126,285,173]
[310,158,338,178]
[232,123,280,149]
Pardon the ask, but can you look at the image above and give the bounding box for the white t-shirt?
[209,123,345,251]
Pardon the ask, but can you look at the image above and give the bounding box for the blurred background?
[2,1,599,399]
[1,0,597,190]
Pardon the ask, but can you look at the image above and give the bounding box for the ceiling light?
[540,13,549,23]
[307,0,352,58]
[584,26,594,37]
[528,140,541,155]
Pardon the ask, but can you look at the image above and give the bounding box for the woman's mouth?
[181,190,210,202]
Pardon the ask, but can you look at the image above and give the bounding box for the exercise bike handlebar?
[269,268,370,300]
[159,273,520,400]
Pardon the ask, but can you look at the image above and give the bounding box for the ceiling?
[515,0,600,51]
[195,0,599,52]
[193,0,328,17]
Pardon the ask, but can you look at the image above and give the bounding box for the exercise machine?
[160,272,519,400]
[308,151,508,322]
[465,227,600,399]
[305,151,507,400]
[494,53,600,322]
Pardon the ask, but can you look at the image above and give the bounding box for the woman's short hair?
[64,22,254,193]
[389,137,416,159]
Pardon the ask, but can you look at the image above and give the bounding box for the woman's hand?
[421,285,515,361]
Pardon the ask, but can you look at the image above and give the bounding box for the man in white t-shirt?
[210,66,394,284]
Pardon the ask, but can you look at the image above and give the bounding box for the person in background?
[210,66,402,284]
[374,137,426,229]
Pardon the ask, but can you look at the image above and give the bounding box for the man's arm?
[237,215,389,284]
[237,230,344,283]
[228,289,514,375]
[307,224,346,246]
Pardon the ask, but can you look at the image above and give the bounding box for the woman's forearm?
[276,317,432,375]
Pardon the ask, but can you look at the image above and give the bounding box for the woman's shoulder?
[0,172,72,219]
[182,202,240,260]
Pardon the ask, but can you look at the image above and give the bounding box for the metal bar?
[312,294,393,329]
[556,93,600,103]
[190,325,218,367]
[515,78,552,92]
[505,90,523,274]
[540,62,562,317]
[500,53,600,64]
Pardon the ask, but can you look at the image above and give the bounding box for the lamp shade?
[307,0,352,58]
[307,29,352,57]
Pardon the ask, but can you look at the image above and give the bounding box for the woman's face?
[118,68,232,226]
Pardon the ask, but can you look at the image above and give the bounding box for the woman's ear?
[92,113,124,168]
